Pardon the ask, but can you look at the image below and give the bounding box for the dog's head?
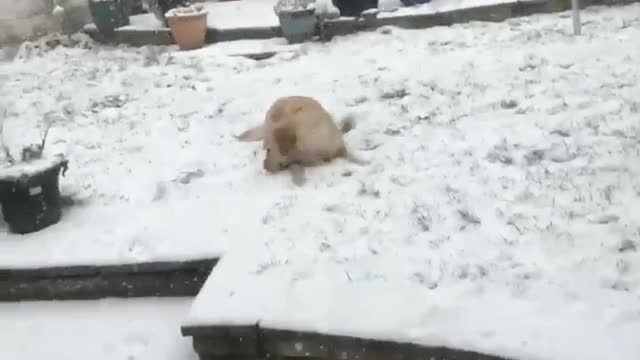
[263,125,297,173]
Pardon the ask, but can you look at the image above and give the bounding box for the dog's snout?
[263,157,279,173]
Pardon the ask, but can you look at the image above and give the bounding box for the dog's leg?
[235,125,265,142]
[289,163,307,186]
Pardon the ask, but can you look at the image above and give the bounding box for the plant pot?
[400,0,431,5]
[277,8,316,44]
[0,155,69,235]
[166,9,208,51]
[88,0,131,33]
[331,0,378,17]
[130,0,147,15]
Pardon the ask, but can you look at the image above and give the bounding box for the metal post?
[572,0,581,35]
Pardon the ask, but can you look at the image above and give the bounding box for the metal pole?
[572,0,581,35]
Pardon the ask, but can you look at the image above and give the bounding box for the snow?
[0,298,196,360]
[203,0,280,30]
[274,0,316,13]
[1,3,640,359]
[165,4,207,18]
[120,13,165,30]
[52,5,65,18]
[208,37,299,56]
[378,0,517,17]
[314,0,340,18]
[379,0,404,12]
[0,154,66,180]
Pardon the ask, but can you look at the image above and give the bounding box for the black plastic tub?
[332,0,378,17]
[148,0,190,26]
[0,155,69,235]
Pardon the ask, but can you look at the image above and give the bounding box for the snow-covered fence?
[0,0,91,45]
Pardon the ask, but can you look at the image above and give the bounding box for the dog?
[236,96,368,185]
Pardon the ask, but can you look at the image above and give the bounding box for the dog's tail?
[235,125,265,142]
[339,114,357,134]
[344,150,369,166]
[338,114,368,165]
[339,145,369,166]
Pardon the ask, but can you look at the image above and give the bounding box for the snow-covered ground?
[1,3,640,359]
[0,298,195,360]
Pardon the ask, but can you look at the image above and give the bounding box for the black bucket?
[0,158,69,235]
[148,0,190,27]
[332,0,378,17]
[87,0,132,33]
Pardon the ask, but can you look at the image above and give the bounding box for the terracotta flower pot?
[166,8,208,51]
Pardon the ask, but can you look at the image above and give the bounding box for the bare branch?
[0,109,16,165]
[40,121,52,153]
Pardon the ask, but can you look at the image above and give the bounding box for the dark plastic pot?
[332,0,378,17]
[278,8,316,44]
[400,0,431,5]
[88,0,131,33]
[148,0,190,27]
[130,0,146,15]
[0,157,69,235]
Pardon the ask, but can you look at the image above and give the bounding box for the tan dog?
[236,96,368,185]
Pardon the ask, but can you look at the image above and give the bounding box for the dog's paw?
[290,164,307,187]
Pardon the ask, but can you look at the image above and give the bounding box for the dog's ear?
[273,126,297,156]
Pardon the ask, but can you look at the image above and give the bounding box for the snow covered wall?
[0,0,90,44]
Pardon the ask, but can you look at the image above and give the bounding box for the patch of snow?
[202,0,280,30]
[206,38,296,56]
[314,0,340,18]
[12,33,95,61]
[52,5,65,18]
[165,3,206,18]
[120,13,166,31]
[0,298,196,360]
[378,0,403,12]
[274,0,315,14]
[378,0,517,18]
[0,154,66,180]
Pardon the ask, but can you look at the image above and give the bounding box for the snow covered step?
[0,298,195,360]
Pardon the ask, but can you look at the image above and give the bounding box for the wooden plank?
[261,329,330,358]
[185,327,516,360]
[0,258,217,301]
